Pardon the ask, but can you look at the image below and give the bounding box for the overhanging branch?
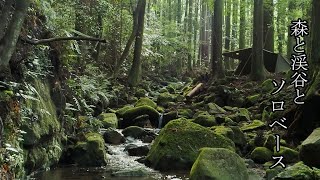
[20,36,107,45]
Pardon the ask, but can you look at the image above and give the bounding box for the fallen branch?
[20,36,107,45]
[186,83,204,99]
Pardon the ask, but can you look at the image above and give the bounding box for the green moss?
[145,119,235,170]
[190,148,249,180]
[247,94,261,104]
[21,79,60,146]
[98,113,118,128]
[251,147,273,163]
[157,92,176,106]
[135,97,157,109]
[178,108,194,118]
[122,105,160,123]
[261,79,274,93]
[241,120,265,132]
[207,103,226,114]
[135,88,147,97]
[264,134,276,150]
[73,133,107,167]
[192,114,216,127]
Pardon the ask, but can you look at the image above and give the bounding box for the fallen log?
[20,36,107,45]
[186,83,204,99]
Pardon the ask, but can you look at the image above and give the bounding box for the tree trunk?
[286,0,296,59]
[187,0,193,71]
[251,0,266,81]
[128,0,146,87]
[211,0,225,78]
[230,0,239,68]
[263,0,274,52]
[0,0,15,40]
[239,0,246,49]
[193,0,199,67]
[224,0,231,70]
[0,0,30,80]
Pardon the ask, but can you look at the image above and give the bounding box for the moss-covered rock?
[299,127,320,168]
[178,108,194,118]
[261,79,274,93]
[115,105,134,118]
[228,108,251,122]
[274,162,314,180]
[72,133,107,166]
[135,88,147,98]
[98,113,118,128]
[135,97,157,109]
[230,126,247,146]
[190,148,249,180]
[120,105,160,128]
[264,134,276,150]
[207,103,226,114]
[103,128,125,145]
[251,147,273,163]
[247,94,261,104]
[145,119,235,171]
[157,92,176,107]
[192,114,216,127]
[211,126,234,141]
[274,146,299,163]
[241,120,265,132]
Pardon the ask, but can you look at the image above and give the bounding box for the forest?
[0,0,320,179]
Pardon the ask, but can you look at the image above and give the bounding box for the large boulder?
[250,147,273,163]
[98,113,118,128]
[300,128,320,168]
[119,105,160,128]
[192,114,217,127]
[122,126,147,139]
[103,128,125,145]
[72,133,107,166]
[274,162,315,180]
[190,148,249,180]
[157,92,176,107]
[145,118,235,171]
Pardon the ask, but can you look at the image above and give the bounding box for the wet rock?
[162,111,179,127]
[120,105,160,128]
[142,135,155,143]
[125,144,150,156]
[250,147,273,163]
[241,120,265,132]
[274,146,299,163]
[111,168,149,177]
[274,162,314,180]
[135,97,157,109]
[115,105,134,118]
[98,113,118,129]
[72,133,107,166]
[103,128,125,145]
[145,118,235,171]
[131,115,151,128]
[299,127,320,168]
[190,148,249,180]
[122,126,147,139]
[192,114,217,127]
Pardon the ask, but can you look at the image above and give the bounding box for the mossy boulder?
[299,128,320,168]
[230,126,247,146]
[190,148,249,180]
[274,162,315,180]
[274,146,299,163]
[241,120,265,132]
[98,113,118,128]
[135,88,147,98]
[264,134,276,150]
[192,114,217,127]
[251,147,273,163]
[157,92,176,107]
[72,133,107,166]
[103,128,125,145]
[228,108,251,122]
[247,94,261,104]
[135,97,157,109]
[211,126,234,141]
[120,105,160,128]
[145,119,235,171]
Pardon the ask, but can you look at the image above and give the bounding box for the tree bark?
[263,0,274,52]
[0,0,30,80]
[251,0,266,81]
[128,0,146,86]
[0,0,15,40]
[224,0,231,70]
[187,0,193,71]
[211,0,225,78]
[239,0,246,49]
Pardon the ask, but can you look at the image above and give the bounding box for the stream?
[30,128,189,180]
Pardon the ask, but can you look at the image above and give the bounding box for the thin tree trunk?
[224,0,231,70]
[0,0,15,40]
[187,0,193,71]
[263,0,274,51]
[239,0,246,49]
[128,0,146,86]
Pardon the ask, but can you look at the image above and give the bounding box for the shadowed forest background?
[0,0,320,179]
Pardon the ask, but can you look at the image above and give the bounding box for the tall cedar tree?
[187,0,193,71]
[239,0,246,49]
[263,0,274,51]
[251,0,266,81]
[224,0,231,70]
[128,0,146,86]
[211,0,225,78]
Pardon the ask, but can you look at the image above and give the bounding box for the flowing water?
[31,129,189,180]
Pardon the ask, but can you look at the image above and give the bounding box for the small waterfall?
[158,113,164,129]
